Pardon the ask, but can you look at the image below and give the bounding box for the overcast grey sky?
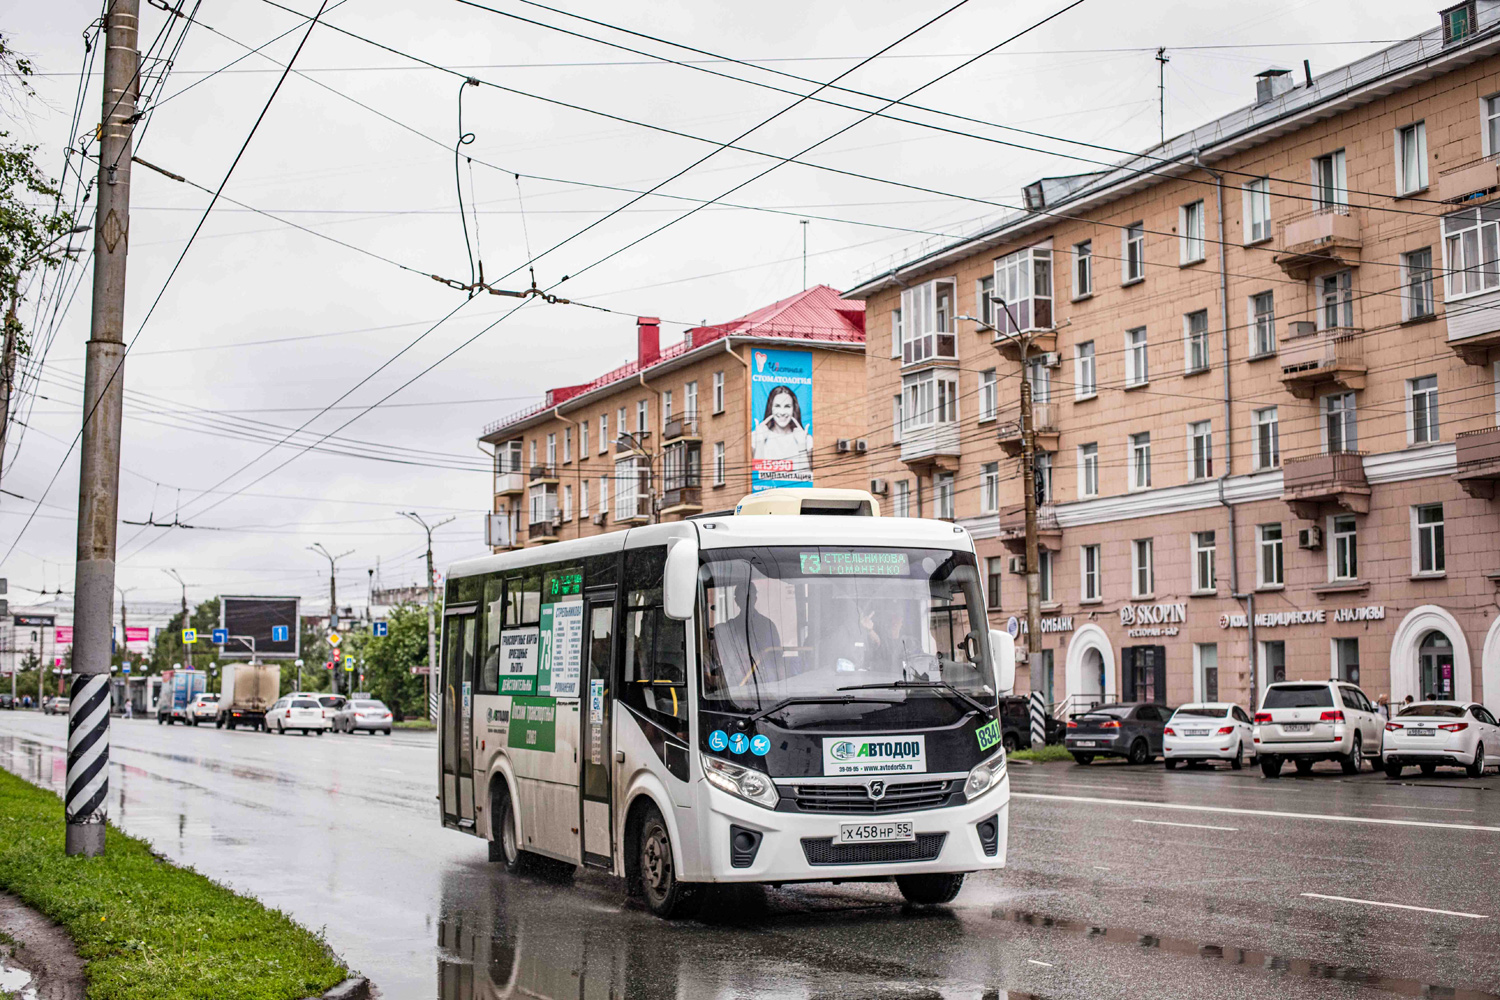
[1,0,1432,624]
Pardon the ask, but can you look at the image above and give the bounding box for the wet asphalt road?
[1,712,1498,1000]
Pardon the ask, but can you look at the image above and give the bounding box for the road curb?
[323,975,374,999]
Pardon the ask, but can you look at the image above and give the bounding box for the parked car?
[317,695,347,716]
[1382,701,1500,779]
[998,696,1065,750]
[266,696,331,735]
[44,696,71,717]
[1164,703,1255,770]
[1065,703,1169,764]
[1253,680,1383,777]
[333,699,393,735]
[0,693,14,710]
[188,693,220,725]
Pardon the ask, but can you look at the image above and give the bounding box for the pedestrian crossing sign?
[182,628,197,644]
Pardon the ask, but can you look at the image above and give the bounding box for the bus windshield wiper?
[746,694,899,727]
[836,680,988,717]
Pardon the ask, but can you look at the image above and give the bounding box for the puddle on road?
[994,909,1500,999]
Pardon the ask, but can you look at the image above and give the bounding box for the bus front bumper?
[694,774,1009,883]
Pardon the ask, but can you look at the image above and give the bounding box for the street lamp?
[295,658,304,692]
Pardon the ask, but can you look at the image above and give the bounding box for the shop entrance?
[1419,630,1455,700]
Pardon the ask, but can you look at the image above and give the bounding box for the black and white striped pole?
[67,0,138,856]
[1029,691,1046,750]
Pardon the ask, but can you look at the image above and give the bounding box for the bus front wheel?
[634,804,702,919]
[488,782,534,874]
[896,872,966,905]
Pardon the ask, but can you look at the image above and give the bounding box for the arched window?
[1419,630,1455,701]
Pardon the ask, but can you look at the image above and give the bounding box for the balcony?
[1278,325,1365,399]
[529,465,558,483]
[899,421,961,470]
[993,328,1057,363]
[660,484,702,516]
[997,503,1062,554]
[1454,427,1500,498]
[997,403,1059,457]
[1273,205,1362,278]
[662,416,700,444]
[1282,451,1369,519]
[526,512,559,544]
[493,470,525,496]
[1439,153,1500,204]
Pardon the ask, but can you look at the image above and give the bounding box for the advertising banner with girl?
[750,348,814,491]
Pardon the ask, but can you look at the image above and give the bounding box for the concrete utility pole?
[66,0,139,857]
[400,512,454,720]
[116,585,134,667]
[309,544,353,694]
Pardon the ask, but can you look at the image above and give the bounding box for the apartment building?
[845,5,1500,713]
[479,286,866,547]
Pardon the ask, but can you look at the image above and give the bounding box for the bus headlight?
[964,749,1007,801]
[702,754,779,810]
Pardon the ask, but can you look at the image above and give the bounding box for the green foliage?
[0,770,348,999]
[145,598,221,673]
[358,602,437,720]
[1009,743,1075,763]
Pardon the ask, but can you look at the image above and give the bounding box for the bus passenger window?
[480,576,505,694]
[623,608,688,741]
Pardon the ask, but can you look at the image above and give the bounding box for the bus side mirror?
[663,537,699,621]
[990,629,1015,696]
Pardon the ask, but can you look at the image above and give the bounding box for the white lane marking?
[380,768,404,774]
[1300,893,1489,920]
[1011,791,1500,833]
[1026,959,1054,968]
[1091,866,1111,871]
[1132,818,1239,832]
[1361,803,1475,813]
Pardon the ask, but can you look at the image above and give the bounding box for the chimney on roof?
[1255,68,1295,106]
[637,316,661,367]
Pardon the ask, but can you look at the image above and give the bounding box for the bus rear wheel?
[896,872,966,905]
[635,805,701,919]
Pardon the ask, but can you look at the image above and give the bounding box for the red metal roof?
[483,286,864,438]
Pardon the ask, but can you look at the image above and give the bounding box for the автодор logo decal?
[822,736,927,775]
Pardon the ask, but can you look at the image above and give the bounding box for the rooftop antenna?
[801,219,809,290]
[1156,47,1170,146]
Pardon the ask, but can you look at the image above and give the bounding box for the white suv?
[1253,681,1383,777]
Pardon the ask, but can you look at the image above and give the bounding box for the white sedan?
[1383,701,1500,778]
[1164,703,1255,770]
[266,696,332,735]
[189,693,219,725]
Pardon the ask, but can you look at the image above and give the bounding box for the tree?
[359,602,436,720]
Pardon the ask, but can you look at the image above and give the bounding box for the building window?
[1123,222,1145,283]
[893,480,911,517]
[1250,291,1276,357]
[1253,407,1280,470]
[890,306,903,359]
[892,395,903,445]
[1243,177,1272,243]
[992,247,1053,338]
[977,275,995,327]
[1129,432,1152,490]
[1073,241,1093,297]
[1262,640,1286,684]
[546,433,557,468]
[978,368,998,421]
[615,458,649,520]
[1397,121,1428,195]
[1196,643,1219,702]
[1026,358,1051,405]
[1078,442,1099,498]
[1184,310,1210,374]
[1409,374,1439,444]
[579,421,589,458]
[563,428,572,464]
[529,483,557,526]
[1323,392,1357,452]
[1401,249,1434,320]
[899,278,958,363]
[1334,637,1360,684]
[1180,200,1206,263]
[1487,94,1500,156]
[1081,544,1101,601]
[1125,327,1148,386]
[712,441,725,486]
[636,400,648,434]
[1075,340,1096,398]
[1038,550,1054,604]
[1441,207,1500,299]
[1258,523,1284,587]
[599,414,609,454]
[1132,538,1154,598]
[1414,503,1445,575]
[617,406,627,442]
[981,462,1000,513]
[1192,531,1217,593]
[662,390,672,423]
[902,371,959,429]
[1320,270,1353,329]
[562,484,573,521]
[581,480,590,517]
[529,439,537,469]
[1330,514,1358,581]
[987,557,1004,610]
[1034,452,1053,504]
[1189,420,1213,480]
[685,381,698,419]
[598,475,608,514]
[1314,149,1347,209]
[934,473,955,519]
[712,371,725,414]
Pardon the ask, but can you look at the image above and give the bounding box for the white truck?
[217,662,280,731]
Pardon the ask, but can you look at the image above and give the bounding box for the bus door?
[580,587,617,869]
[441,604,478,827]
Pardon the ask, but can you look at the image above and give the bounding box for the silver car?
[333,699,392,735]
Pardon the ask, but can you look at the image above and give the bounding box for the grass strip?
[392,719,434,730]
[1009,744,1074,763]
[0,769,348,1000]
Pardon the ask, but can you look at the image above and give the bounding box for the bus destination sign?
[799,551,910,577]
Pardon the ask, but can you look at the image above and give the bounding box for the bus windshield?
[700,545,995,729]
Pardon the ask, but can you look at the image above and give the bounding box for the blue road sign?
[271,625,289,643]
[372,621,388,637]
[212,628,228,644]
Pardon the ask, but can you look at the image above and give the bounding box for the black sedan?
[1065,702,1170,765]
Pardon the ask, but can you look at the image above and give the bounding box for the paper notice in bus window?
[798,551,910,577]
[589,678,605,765]
[499,627,539,695]
[548,601,584,698]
